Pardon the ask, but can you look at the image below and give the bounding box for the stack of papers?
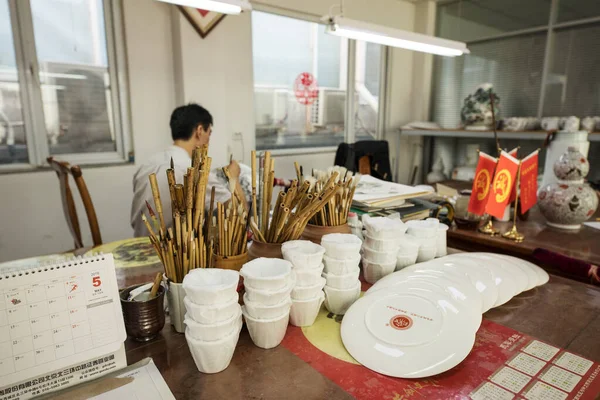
[352,175,432,211]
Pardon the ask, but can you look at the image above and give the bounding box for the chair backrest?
[47,157,102,249]
[334,140,393,181]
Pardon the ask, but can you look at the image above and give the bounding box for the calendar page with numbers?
[0,254,126,398]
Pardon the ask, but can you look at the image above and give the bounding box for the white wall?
[0,0,432,262]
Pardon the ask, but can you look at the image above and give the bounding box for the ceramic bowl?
[361,245,398,264]
[242,306,290,349]
[185,318,242,374]
[396,252,418,270]
[323,254,361,275]
[322,269,360,290]
[243,294,292,320]
[363,234,401,252]
[244,277,295,306]
[281,240,326,269]
[240,258,293,291]
[291,277,326,300]
[363,217,407,239]
[320,233,362,259]
[184,307,242,342]
[290,291,325,327]
[416,245,437,263]
[182,268,240,306]
[294,263,325,286]
[183,293,239,324]
[362,258,396,284]
[397,235,421,253]
[436,224,449,257]
[406,220,438,238]
[324,281,361,315]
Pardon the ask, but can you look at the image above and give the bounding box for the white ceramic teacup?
[182,268,239,306]
[362,259,396,284]
[185,317,242,374]
[183,293,240,324]
[281,240,326,269]
[184,307,242,342]
[362,245,398,264]
[321,269,360,290]
[243,294,292,320]
[321,233,362,260]
[240,258,293,291]
[244,277,295,306]
[294,263,325,286]
[291,277,326,300]
[363,217,407,239]
[436,224,449,257]
[406,220,438,238]
[395,252,418,270]
[290,291,325,327]
[363,234,401,252]
[323,281,361,315]
[323,254,361,275]
[242,306,290,349]
[416,245,437,263]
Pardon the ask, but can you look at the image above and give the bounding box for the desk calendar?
[0,254,126,399]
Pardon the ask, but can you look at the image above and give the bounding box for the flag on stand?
[508,147,519,203]
[485,151,520,219]
[468,152,497,216]
[519,150,539,213]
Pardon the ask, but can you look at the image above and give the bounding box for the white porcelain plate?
[461,253,529,294]
[444,253,518,307]
[487,254,537,291]
[422,257,499,313]
[366,273,482,332]
[491,254,549,287]
[341,285,476,378]
[386,260,483,314]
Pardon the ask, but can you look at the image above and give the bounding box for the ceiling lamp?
[157,0,251,15]
[324,15,469,57]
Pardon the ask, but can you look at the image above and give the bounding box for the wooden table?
[117,262,600,399]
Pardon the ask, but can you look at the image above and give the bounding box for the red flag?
[468,152,497,216]
[519,150,539,213]
[485,151,520,219]
[508,148,519,203]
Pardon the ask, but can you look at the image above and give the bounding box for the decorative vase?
[300,223,352,244]
[461,83,500,131]
[248,240,283,260]
[166,282,186,333]
[538,147,598,230]
[540,130,590,188]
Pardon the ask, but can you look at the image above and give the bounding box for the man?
[130,103,242,237]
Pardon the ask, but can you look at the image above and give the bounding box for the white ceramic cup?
[363,234,401,252]
[436,224,449,257]
[184,307,242,342]
[397,235,421,254]
[281,240,326,269]
[183,293,239,324]
[363,217,407,239]
[323,281,361,315]
[362,245,398,264]
[240,258,293,291]
[243,294,292,320]
[294,263,325,286]
[362,258,396,284]
[322,269,360,290]
[242,306,290,349]
[290,291,325,327]
[323,254,361,275]
[416,245,437,263]
[182,268,239,306]
[396,252,418,270]
[185,318,242,374]
[291,277,326,300]
[406,220,438,238]
[244,277,295,306]
[321,233,362,260]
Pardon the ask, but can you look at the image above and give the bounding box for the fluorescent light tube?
[157,0,251,15]
[324,16,469,57]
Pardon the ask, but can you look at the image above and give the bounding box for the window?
[432,0,600,128]
[0,0,129,168]
[251,10,387,151]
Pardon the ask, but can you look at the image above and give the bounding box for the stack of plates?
[341,252,549,378]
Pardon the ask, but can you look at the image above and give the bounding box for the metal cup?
[120,283,165,342]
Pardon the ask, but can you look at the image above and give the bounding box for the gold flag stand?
[502,161,525,243]
[479,219,499,235]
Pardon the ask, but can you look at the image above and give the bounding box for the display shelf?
[400,129,600,142]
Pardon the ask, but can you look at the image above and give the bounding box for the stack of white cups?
[281,240,326,327]
[240,258,295,349]
[406,219,439,262]
[182,269,242,374]
[361,217,408,283]
[321,233,362,315]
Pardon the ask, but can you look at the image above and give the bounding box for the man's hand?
[228,160,241,179]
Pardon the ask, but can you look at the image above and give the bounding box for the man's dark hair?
[169,103,213,141]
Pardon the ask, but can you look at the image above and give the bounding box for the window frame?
[251,5,388,154]
[2,0,131,171]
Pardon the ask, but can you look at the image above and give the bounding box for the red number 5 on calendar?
[92,276,102,287]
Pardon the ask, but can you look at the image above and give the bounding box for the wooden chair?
[47,157,103,249]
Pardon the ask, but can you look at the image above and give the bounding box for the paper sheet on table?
[43,358,174,400]
[353,175,431,205]
[583,221,600,230]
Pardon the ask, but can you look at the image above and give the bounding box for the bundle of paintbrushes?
[214,201,248,257]
[301,166,361,226]
[248,151,343,243]
[142,144,213,283]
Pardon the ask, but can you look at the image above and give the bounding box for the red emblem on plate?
[294,72,318,105]
[390,315,413,330]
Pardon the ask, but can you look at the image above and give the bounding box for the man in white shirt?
[130,103,241,237]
